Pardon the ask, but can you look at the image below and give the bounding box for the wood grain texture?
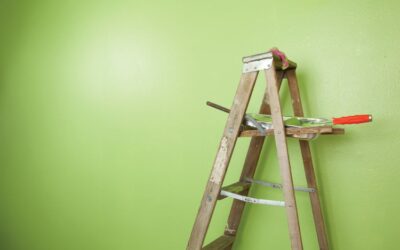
[239,126,333,137]
[286,69,330,250]
[187,71,258,250]
[202,235,235,250]
[265,65,303,250]
[223,71,285,243]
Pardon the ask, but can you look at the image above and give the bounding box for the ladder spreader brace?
[187,51,337,250]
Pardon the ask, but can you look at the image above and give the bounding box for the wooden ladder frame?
[187,51,332,250]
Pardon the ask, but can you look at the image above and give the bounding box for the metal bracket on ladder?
[220,190,285,207]
[242,52,273,73]
[244,178,316,193]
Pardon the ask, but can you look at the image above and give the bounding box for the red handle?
[332,114,373,125]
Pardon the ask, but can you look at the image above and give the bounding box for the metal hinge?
[242,51,274,73]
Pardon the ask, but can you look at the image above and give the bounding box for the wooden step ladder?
[187,51,343,250]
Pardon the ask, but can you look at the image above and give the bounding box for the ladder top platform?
[242,51,297,70]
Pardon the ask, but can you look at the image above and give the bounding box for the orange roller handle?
[332,114,373,125]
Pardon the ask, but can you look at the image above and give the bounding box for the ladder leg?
[187,71,258,250]
[286,69,329,250]
[265,66,303,250]
[223,71,285,248]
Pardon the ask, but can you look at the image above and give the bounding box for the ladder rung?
[245,178,315,193]
[218,181,251,200]
[220,190,285,207]
[202,235,235,250]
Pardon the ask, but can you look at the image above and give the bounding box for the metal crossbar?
[244,178,316,193]
[220,190,285,207]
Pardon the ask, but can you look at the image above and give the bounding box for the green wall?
[0,0,399,249]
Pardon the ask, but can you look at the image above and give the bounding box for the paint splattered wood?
[187,71,258,250]
[223,71,285,243]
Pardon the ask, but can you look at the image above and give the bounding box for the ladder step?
[218,181,251,200]
[220,190,285,207]
[239,126,341,137]
[202,235,235,250]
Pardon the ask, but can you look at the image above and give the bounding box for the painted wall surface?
[0,1,399,249]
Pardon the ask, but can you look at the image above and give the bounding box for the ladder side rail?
[223,71,285,243]
[286,69,330,250]
[265,65,303,250]
[187,71,259,250]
